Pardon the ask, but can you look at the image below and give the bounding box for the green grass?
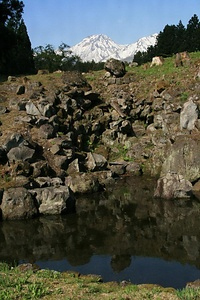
[0,262,200,299]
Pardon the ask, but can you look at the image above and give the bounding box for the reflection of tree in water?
[111,254,131,272]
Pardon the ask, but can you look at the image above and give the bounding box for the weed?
[180,92,189,102]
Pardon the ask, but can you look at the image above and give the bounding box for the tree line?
[133,14,200,65]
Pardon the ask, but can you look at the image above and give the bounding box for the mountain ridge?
[70,33,157,63]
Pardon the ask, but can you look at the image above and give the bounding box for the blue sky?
[22,0,199,48]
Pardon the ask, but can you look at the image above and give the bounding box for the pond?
[1,176,200,289]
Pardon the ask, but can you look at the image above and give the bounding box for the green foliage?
[0,0,35,75]
[33,43,104,73]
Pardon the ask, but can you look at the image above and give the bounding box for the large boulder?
[104,58,126,77]
[1,188,38,220]
[32,186,75,215]
[154,172,192,199]
[160,135,200,182]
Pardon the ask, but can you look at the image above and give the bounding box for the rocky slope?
[0,52,200,220]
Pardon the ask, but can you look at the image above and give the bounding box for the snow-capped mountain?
[70,33,157,63]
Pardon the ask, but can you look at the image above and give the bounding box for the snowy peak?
[70,33,157,63]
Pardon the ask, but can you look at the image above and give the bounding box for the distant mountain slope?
[70,33,157,62]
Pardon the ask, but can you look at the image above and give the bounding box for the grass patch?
[0,262,200,299]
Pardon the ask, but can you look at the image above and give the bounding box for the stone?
[33,186,75,215]
[7,146,35,163]
[7,145,35,162]
[85,152,107,171]
[3,133,25,152]
[109,162,126,176]
[62,71,91,90]
[26,100,41,116]
[7,76,16,82]
[38,124,55,139]
[154,172,192,199]
[104,58,126,77]
[160,135,200,182]
[16,85,25,95]
[180,98,198,131]
[192,180,200,200]
[126,162,141,175]
[67,158,80,174]
[1,187,38,220]
[150,56,164,67]
[65,173,101,194]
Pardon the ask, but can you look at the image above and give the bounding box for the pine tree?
[186,14,200,52]
[15,20,35,73]
[0,0,34,75]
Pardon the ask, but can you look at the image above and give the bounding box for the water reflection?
[1,176,200,288]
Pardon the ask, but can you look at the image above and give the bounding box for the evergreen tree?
[16,20,35,74]
[174,20,187,52]
[0,0,34,75]
[186,14,200,51]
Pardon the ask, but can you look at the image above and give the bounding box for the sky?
[22,0,200,49]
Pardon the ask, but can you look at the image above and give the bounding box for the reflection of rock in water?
[111,254,131,272]
[0,176,200,271]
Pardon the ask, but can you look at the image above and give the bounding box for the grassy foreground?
[0,263,200,300]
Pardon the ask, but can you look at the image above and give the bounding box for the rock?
[32,186,75,215]
[154,172,192,199]
[109,162,126,176]
[160,135,200,182]
[192,180,200,200]
[0,106,8,115]
[94,170,114,186]
[16,85,25,95]
[180,98,198,131]
[126,162,141,175]
[67,158,80,174]
[62,71,91,91]
[37,69,49,75]
[85,152,107,171]
[25,100,41,116]
[104,58,126,77]
[38,124,55,139]
[31,161,54,178]
[186,279,200,289]
[37,99,56,117]
[1,187,38,220]
[7,145,35,163]
[3,133,25,152]
[32,177,63,188]
[7,76,16,82]
[65,173,101,194]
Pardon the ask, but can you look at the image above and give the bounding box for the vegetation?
[0,0,35,75]
[134,14,200,65]
[33,43,104,73]
[0,262,199,299]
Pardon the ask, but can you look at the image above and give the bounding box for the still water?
[1,176,200,289]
